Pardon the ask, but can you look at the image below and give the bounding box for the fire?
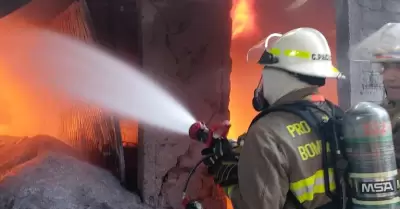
[228,0,258,140]
[225,0,258,208]
[0,26,73,139]
[231,0,256,39]
[0,66,63,138]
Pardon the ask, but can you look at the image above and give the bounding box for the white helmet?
[349,23,400,63]
[248,28,344,79]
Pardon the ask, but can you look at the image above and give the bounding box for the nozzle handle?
[189,122,209,143]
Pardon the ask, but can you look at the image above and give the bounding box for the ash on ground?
[0,135,151,209]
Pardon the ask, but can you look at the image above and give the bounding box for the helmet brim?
[268,61,345,79]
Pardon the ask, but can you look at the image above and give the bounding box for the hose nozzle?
[188,121,209,143]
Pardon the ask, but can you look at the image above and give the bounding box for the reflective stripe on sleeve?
[289,168,336,203]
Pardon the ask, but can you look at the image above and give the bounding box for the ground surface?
[0,135,151,209]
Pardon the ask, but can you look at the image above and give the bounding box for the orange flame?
[225,2,257,207]
[231,0,256,39]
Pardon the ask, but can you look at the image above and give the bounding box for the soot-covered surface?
[0,135,150,209]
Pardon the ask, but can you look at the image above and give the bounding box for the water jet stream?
[0,28,196,135]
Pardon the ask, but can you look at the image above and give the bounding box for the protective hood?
[249,33,282,112]
[262,67,311,105]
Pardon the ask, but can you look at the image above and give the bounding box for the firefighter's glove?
[201,137,239,187]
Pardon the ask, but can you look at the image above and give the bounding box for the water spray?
[0,28,239,208]
[0,28,196,135]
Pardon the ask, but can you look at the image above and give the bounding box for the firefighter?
[201,27,345,209]
[349,22,400,167]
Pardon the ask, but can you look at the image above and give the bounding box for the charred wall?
[0,0,30,18]
[85,0,141,60]
[84,0,142,191]
[85,0,141,146]
[139,0,232,208]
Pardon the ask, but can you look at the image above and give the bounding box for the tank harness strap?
[249,94,325,127]
[249,98,343,209]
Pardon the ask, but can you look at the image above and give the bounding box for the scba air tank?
[343,102,399,209]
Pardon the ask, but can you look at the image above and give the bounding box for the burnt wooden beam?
[0,0,31,18]
[1,0,75,25]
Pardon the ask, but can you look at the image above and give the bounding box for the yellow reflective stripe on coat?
[269,48,311,59]
[289,168,336,203]
[224,184,238,198]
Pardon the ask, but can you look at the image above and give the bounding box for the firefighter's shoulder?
[251,110,314,139]
[250,111,325,162]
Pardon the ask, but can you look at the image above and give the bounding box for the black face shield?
[252,76,269,112]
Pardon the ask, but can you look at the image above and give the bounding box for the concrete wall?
[138,0,232,208]
[336,0,400,109]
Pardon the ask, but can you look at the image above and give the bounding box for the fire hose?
[182,120,240,209]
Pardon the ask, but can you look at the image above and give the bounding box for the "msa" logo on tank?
[360,181,395,194]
